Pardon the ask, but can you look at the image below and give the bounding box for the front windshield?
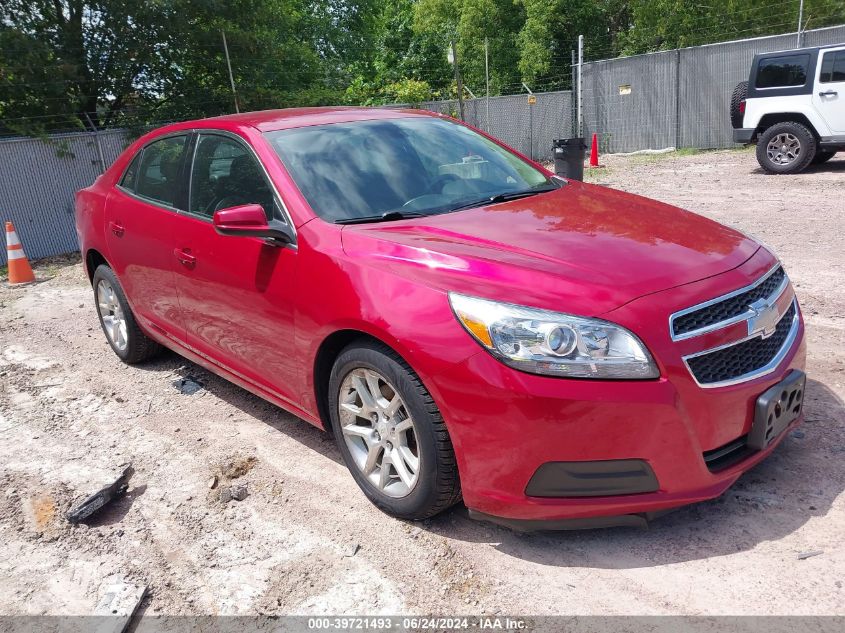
[264,116,554,222]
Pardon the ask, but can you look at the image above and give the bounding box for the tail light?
[739,100,746,115]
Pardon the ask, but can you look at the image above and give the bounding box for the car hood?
[340,180,760,316]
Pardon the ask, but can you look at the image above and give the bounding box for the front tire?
[92,265,162,364]
[328,341,461,520]
[756,122,816,174]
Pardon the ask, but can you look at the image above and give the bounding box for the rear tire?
[328,340,461,520]
[756,121,816,174]
[92,265,162,364]
[730,81,748,129]
[811,150,836,165]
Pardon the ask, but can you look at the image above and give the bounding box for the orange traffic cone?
[589,133,600,167]
[5,221,35,285]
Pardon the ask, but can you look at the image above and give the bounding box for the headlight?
[449,293,659,379]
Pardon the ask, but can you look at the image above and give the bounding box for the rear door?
[814,47,845,134]
[105,134,189,342]
[170,130,300,404]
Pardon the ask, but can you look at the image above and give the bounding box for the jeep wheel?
[811,150,836,165]
[730,81,748,129]
[756,122,816,174]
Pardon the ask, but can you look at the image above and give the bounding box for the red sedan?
[75,108,806,529]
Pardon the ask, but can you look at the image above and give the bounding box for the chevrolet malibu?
[75,108,806,529]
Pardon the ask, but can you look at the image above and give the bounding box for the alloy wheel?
[766,133,802,165]
[97,279,128,351]
[338,368,420,498]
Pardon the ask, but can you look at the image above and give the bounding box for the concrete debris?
[219,483,248,503]
[230,484,248,501]
[344,542,360,557]
[172,376,204,395]
[92,581,146,633]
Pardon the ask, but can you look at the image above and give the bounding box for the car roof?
[154,107,441,136]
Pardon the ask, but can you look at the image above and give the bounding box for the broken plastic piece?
[66,465,134,524]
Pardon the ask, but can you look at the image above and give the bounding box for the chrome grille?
[685,302,797,386]
[671,266,786,340]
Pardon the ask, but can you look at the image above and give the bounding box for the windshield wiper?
[446,184,560,213]
[335,210,426,225]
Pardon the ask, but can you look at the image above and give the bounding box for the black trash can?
[552,138,586,181]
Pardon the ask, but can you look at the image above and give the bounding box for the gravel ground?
[1,148,843,618]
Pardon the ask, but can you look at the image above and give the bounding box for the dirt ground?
[1,148,843,618]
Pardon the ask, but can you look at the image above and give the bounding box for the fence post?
[675,48,681,150]
[577,35,583,137]
[571,49,577,136]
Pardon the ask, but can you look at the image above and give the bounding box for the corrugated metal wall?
[0,129,129,265]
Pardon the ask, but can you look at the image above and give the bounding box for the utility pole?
[796,0,805,47]
[484,37,490,131]
[577,35,583,138]
[221,30,240,113]
[450,39,465,121]
[83,112,106,174]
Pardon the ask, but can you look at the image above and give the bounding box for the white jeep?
[732,43,845,174]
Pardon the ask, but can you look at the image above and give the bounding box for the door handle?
[819,90,838,97]
[109,221,125,237]
[173,248,196,268]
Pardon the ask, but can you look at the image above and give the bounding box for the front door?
[170,131,300,404]
[814,47,845,134]
[105,133,188,341]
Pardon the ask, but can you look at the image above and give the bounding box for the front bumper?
[429,252,806,528]
[733,128,755,144]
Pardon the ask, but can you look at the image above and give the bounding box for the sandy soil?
[1,149,843,618]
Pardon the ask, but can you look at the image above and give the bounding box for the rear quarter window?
[133,135,187,207]
[820,50,845,83]
[120,151,142,192]
[755,54,811,88]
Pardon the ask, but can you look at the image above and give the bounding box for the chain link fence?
[414,90,574,162]
[0,129,128,265]
[581,24,845,153]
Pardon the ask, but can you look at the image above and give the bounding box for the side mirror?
[212,204,293,245]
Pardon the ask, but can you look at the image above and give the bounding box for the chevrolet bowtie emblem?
[747,298,780,338]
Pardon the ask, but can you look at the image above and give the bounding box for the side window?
[189,134,274,219]
[820,51,845,83]
[134,135,187,207]
[120,151,142,192]
[756,54,811,89]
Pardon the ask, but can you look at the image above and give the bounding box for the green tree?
[620,0,845,54]
[0,0,381,134]
[517,0,628,85]
[1,0,183,133]
[414,0,524,96]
